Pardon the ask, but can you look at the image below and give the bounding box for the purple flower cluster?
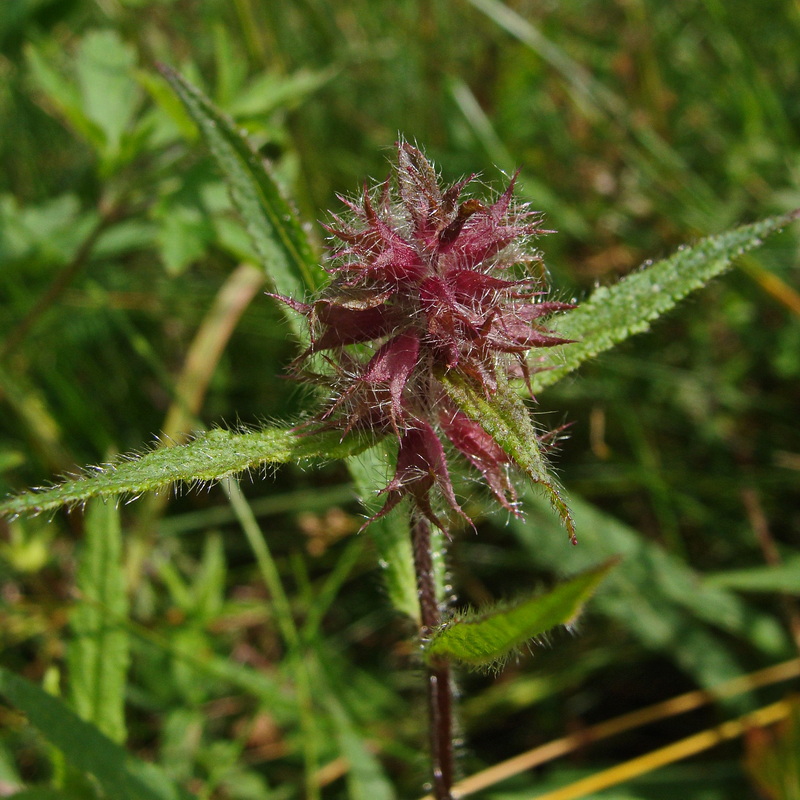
[276,142,572,531]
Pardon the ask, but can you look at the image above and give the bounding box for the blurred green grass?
[1,1,799,798]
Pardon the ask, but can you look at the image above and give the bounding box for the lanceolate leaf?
[0,667,190,800]
[158,65,324,335]
[530,211,800,393]
[67,500,129,743]
[424,560,616,668]
[442,370,576,541]
[0,427,372,518]
[513,489,791,694]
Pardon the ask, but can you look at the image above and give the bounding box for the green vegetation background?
[1,1,799,798]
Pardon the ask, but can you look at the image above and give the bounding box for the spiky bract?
[274,142,573,531]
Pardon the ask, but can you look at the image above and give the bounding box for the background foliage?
[1,1,799,798]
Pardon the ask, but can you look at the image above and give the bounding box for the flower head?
[275,142,573,531]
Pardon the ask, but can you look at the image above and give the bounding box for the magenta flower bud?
[274,142,574,531]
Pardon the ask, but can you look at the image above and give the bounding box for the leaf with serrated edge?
[442,370,575,541]
[158,65,324,338]
[424,560,616,668]
[530,211,800,394]
[0,427,373,518]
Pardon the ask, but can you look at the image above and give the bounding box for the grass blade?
[0,668,190,800]
[67,499,129,743]
[703,558,800,593]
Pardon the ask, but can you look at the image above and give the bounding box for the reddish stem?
[412,512,454,800]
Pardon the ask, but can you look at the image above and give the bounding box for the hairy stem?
[412,512,454,800]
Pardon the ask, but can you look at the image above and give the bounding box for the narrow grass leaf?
[158,65,324,335]
[530,211,800,394]
[424,560,615,668]
[703,558,800,593]
[67,499,129,743]
[442,371,575,540]
[323,693,396,800]
[0,427,374,518]
[0,668,190,800]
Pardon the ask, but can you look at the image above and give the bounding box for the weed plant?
[1,2,800,799]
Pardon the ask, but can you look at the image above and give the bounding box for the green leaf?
[0,194,96,267]
[703,558,800,594]
[530,211,800,393]
[0,668,190,800]
[424,560,615,668]
[442,370,575,540]
[67,500,129,744]
[158,64,324,337]
[0,427,374,518]
[75,31,139,157]
[154,202,213,276]
[25,43,105,148]
[229,66,337,118]
[323,693,397,800]
[347,441,419,621]
[513,490,792,699]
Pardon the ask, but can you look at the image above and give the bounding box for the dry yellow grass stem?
[417,657,800,799]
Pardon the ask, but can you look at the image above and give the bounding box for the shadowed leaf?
[513,489,792,698]
[348,440,419,621]
[0,667,190,800]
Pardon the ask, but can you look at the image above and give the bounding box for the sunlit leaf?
[424,560,615,668]
[442,370,575,541]
[531,211,800,393]
[159,64,324,340]
[0,427,373,518]
[75,30,139,157]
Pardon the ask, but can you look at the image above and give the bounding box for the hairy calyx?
[274,141,574,532]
